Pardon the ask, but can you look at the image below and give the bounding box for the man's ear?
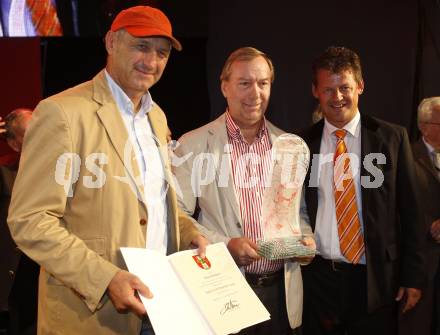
[7,138,20,153]
[105,30,115,55]
[418,123,427,137]
[312,84,318,99]
[220,80,228,98]
[358,80,365,95]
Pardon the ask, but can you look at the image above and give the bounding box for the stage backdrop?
[0,38,41,158]
[207,0,440,137]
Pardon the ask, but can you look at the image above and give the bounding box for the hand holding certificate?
[121,243,270,335]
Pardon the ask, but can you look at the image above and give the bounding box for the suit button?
[8,270,15,278]
[140,218,147,226]
[236,222,241,228]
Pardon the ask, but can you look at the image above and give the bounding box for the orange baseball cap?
[110,6,182,51]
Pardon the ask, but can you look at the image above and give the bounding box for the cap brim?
[124,27,182,51]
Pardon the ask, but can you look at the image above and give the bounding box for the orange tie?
[333,129,364,264]
[26,0,63,36]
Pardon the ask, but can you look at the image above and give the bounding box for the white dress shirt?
[105,70,168,254]
[314,111,366,264]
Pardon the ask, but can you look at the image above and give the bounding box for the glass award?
[257,134,315,260]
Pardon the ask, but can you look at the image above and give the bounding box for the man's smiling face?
[312,69,364,128]
[221,56,271,129]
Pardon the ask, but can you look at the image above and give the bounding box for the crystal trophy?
[257,134,315,260]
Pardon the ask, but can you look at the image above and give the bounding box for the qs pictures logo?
[54,134,183,202]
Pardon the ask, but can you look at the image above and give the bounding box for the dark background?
[1,0,439,144]
[206,0,440,138]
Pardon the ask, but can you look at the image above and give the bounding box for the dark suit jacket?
[412,139,440,279]
[301,114,426,312]
[0,165,18,312]
[0,163,39,335]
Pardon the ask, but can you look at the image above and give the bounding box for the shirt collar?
[225,109,268,144]
[324,110,361,139]
[104,69,153,118]
[423,137,437,154]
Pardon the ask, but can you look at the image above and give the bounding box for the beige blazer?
[7,71,199,335]
[173,113,312,329]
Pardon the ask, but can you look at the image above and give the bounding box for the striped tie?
[333,129,364,264]
[26,0,63,36]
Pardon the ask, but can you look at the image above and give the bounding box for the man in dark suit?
[400,97,440,335]
[301,46,426,335]
[0,108,39,335]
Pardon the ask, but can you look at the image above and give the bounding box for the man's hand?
[395,287,422,313]
[107,270,152,317]
[227,237,260,266]
[190,234,209,258]
[430,219,440,243]
[293,236,316,264]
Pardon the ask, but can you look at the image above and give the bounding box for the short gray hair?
[417,97,440,124]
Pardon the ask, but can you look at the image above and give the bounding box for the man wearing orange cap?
[7,6,207,335]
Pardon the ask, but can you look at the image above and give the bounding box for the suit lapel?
[93,71,147,208]
[360,114,384,217]
[207,115,242,226]
[148,105,181,251]
[267,126,279,146]
[147,105,169,170]
[303,120,324,230]
[414,140,440,181]
[148,105,176,197]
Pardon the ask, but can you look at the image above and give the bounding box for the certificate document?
[121,243,270,335]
